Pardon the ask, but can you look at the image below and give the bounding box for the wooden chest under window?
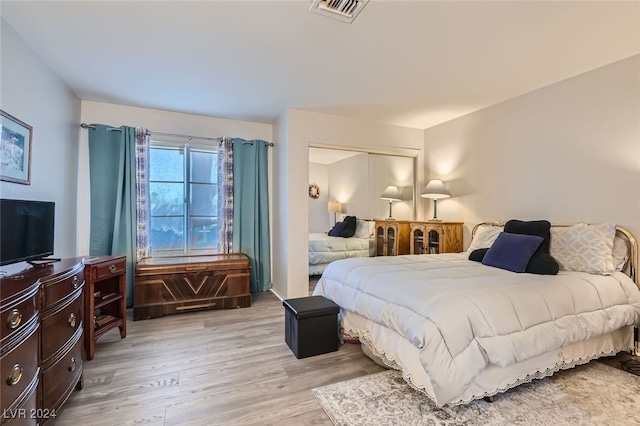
[133,254,251,320]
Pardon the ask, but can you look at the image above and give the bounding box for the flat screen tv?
[0,199,55,266]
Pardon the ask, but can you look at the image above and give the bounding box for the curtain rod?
[80,123,274,146]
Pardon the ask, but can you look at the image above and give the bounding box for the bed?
[309,219,375,276]
[313,222,640,406]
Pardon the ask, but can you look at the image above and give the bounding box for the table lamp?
[379,186,402,220]
[421,179,450,222]
[328,201,343,225]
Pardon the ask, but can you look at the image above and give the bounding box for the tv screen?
[0,199,55,266]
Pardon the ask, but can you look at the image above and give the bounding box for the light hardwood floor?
[52,282,383,426]
[53,276,633,426]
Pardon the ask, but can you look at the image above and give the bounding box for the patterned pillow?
[467,225,504,252]
[550,223,616,275]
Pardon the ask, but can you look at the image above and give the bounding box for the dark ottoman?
[283,296,340,359]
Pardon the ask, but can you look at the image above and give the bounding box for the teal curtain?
[232,138,271,293]
[88,125,137,306]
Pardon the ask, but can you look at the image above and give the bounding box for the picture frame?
[1,110,32,185]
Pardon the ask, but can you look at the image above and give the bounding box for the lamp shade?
[327,201,343,213]
[420,179,450,200]
[379,185,402,201]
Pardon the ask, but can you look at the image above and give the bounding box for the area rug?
[312,361,640,425]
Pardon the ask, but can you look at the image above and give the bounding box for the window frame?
[148,140,219,256]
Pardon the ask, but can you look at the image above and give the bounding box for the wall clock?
[309,183,320,199]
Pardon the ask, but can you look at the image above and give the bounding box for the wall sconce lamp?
[379,185,403,220]
[421,179,450,222]
[327,201,343,225]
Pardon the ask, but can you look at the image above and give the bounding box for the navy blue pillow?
[328,222,346,237]
[482,232,544,273]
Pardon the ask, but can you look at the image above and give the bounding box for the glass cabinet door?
[412,228,424,254]
[387,226,396,256]
[428,230,440,254]
[375,226,385,256]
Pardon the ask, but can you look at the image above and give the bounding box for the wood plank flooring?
[52,279,383,426]
[52,276,634,426]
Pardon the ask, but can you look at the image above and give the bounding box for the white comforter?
[314,253,640,405]
[308,233,372,265]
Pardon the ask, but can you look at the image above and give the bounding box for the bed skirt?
[343,309,633,406]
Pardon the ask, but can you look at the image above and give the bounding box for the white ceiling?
[2,1,639,129]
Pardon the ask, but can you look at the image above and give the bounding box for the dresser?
[0,258,84,425]
[133,254,251,320]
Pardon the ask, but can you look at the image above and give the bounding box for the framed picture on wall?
[1,110,32,185]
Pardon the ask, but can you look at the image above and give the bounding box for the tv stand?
[27,257,61,266]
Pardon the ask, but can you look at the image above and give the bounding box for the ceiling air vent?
[309,0,369,24]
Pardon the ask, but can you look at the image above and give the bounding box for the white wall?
[328,153,369,218]
[308,162,330,232]
[368,154,414,220]
[78,101,273,255]
[424,55,640,254]
[0,19,81,274]
[277,109,425,298]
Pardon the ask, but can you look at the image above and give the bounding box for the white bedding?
[308,233,373,265]
[313,253,640,406]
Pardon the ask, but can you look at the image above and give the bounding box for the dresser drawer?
[41,292,83,362]
[89,257,126,281]
[0,322,39,415]
[1,286,38,344]
[42,269,84,310]
[41,330,83,410]
[1,373,38,426]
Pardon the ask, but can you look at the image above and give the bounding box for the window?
[149,142,218,256]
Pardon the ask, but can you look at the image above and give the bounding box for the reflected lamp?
[327,201,343,225]
[379,186,402,220]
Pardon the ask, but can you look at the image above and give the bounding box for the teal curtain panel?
[232,138,272,293]
[88,125,137,306]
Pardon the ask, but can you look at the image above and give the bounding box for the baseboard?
[270,287,285,301]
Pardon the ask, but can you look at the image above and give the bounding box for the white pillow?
[549,223,616,275]
[612,234,629,272]
[467,225,503,252]
[354,220,375,239]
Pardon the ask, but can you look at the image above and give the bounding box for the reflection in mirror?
[308,146,416,233]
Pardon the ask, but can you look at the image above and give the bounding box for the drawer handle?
[7,309,22,329]
[68,313,76,328]
[68,357,77,372]
[109,264,117,273]
[7,364,22,386]
[73,276,79,289]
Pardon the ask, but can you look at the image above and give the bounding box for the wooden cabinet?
[410,222,463,254]
[83,256,126,361]
[374,221,411,256]
[0,258,84,425]
[134,254,251,320]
